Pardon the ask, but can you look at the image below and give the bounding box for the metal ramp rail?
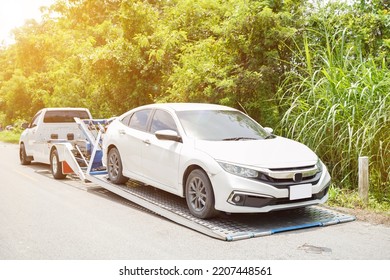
[57,118,355,241]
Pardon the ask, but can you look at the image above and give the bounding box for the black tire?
[50,149,66,179]
[185,169,219,219]
[107,147,128,184]
[19,143,31,165]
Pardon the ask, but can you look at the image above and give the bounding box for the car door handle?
[119,129,126,135]
[143,139,151,145]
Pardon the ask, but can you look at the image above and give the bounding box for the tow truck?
[19,111,355,241]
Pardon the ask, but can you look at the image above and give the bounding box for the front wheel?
[50,149,66,179]
[185,169,218,219]
[107,147,128,184]
[19,143,31,165]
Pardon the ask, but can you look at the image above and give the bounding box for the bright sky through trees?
[0,0,55,45]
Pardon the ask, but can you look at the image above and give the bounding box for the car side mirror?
[264,127,273,134]
[155,130,182,143]
[21,122,30,129]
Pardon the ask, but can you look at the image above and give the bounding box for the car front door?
[141,109,182,192]
[23,111,42,158]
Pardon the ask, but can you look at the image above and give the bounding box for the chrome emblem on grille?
[293,173,303,182]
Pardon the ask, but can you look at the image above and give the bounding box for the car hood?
[195,136,318,169]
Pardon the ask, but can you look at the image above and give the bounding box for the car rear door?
[116,109,153,178]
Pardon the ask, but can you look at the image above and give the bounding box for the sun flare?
[0,0,54,44]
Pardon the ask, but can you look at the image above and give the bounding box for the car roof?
[135,103,237,112]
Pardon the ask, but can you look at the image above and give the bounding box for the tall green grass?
[278,27,389,203]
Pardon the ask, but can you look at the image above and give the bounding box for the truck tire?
[107,147,128,184]
[50,149,67,179]
[19,143,31,165]
[185,169,219,219]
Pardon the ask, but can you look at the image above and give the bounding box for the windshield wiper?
[264,134,276,139]
[222,137,258,141]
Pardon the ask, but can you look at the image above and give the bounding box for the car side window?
[150,110,178,134]
[30,112,42,128]
[128,109,152,131]
[120,114,132,126]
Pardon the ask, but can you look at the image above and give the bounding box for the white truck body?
[19,108,92,164]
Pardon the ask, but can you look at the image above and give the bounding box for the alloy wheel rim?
[188,177,207,211]
[52,154,57,173]
[108,153,119,179]
[20,147,24,162]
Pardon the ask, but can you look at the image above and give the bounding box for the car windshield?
[176,110,269,141]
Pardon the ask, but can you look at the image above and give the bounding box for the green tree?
[159,0,300,126]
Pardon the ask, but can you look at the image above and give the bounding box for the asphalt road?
[0,142,389,260]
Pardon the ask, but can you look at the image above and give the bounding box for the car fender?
[178,145,223,196]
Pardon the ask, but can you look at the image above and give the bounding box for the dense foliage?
[0,0,388,201]
[278,0,390,201]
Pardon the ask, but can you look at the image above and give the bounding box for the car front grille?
[255,165,321,188]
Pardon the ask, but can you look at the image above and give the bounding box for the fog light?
[233,195,241,203]
[228,192,247,206]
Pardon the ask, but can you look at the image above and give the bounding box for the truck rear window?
[43,110,90,123]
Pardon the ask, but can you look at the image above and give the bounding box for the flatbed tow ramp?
[54,118,355,242]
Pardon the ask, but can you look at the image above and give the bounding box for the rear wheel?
[19,143,31,165]
[185,169,218,219]
[50,149,66,179]
[107,147,128,184]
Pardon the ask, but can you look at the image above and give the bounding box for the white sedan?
[102,103,330,219]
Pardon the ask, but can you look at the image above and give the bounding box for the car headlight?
[316,159,323,173]
[218,162,258,178]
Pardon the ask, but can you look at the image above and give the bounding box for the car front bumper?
[210,167,331,214]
